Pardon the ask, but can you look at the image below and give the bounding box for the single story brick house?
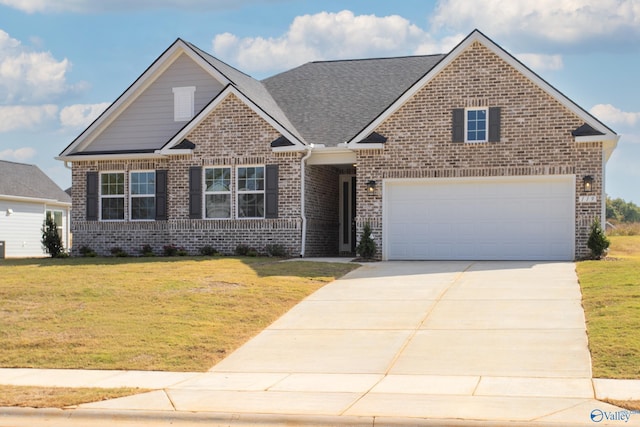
[58,30,618,260]
[0,160,71,258]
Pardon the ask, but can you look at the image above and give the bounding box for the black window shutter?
[155,170,168,220]
[188,166,202,219]
[452,108,465,143]
[86,171,99,221]
[488,107,501,142]
[265,164,279,219]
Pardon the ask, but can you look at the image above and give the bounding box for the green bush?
[265,243,288,257]
[41,217,63,258]
[199,245,219,256]
[235,244,251,256]
[163,244,178,256]
[140,244,155,257]
[78,246,97,257]
[587,218,610,259]
[110,247,129,257]
[356,223,377,259]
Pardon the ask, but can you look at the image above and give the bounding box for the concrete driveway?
[77,261,629,425]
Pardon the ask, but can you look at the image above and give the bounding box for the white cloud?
[213,10,447,74]
[0,147,36,161]
[60,102,110,128]
[431,0,640,49]
[0,29,72,103]
[0,104,58,132]
[516,53,564,71]
[590,104,640,127]
[0,0,280,13]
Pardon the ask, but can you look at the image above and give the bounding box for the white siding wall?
[85,53,224,152]
[0,200,70,258]
[0,200,47,258]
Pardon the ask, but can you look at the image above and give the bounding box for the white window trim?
[173,86,196,122]
[129,170,156,222]
[465,107,488,143]
[100,171,126,222]
[236,165,265,219]
[203,166,232,220]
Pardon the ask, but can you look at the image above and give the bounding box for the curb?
[0,407,598,427]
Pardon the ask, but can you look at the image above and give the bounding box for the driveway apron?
[80,261,609,424]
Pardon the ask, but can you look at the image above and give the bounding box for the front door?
[339,175,356,253]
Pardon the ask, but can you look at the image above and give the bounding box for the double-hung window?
[466,108,487,142]
[100,172,125,220]
[237,166,265,218]
[130,171,155,220]
[204,167,231,218]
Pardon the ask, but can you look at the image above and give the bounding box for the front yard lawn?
[0,256,357,372]
[578,235,640,379]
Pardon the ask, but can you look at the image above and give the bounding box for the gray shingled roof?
[0,160,71,203]
[262,54,446,146]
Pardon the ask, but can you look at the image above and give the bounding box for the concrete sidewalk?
[1,261,640,426]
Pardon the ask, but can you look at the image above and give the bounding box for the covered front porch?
[303,149,358,257]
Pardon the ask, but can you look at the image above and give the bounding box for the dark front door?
[339,175,356,253]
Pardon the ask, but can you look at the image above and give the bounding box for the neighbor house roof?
[0,160,71,204]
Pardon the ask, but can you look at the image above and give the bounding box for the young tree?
[587,218,610,260]
[356,223,377,259]
[41,216,63,258]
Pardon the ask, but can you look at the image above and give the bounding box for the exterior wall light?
[366,180,377,193]
[583,175,594,192]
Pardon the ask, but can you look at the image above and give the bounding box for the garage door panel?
[385,176,575,261]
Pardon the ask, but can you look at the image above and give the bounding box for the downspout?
[299,146,313,257]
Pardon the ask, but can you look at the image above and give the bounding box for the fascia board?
[56,153,166,162]
[271,146,307,153]
[350,143,385,150]
[348,29,617,146]
[60,40,232,157]
[160,85,306,153]
[0,194,71,206]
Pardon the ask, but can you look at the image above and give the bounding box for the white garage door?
[384,176,575,261]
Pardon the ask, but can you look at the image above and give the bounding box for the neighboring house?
[0,160,71,258]
[58,30,618,260]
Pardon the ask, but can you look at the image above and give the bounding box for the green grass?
[577,235,640,379]
[0,256,357,372]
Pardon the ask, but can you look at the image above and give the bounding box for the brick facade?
[68,41,608,261]
[71,94,306,257]
[354,41,602,259]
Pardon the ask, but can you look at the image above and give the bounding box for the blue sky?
[0,0,639,203]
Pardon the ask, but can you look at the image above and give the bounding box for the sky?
[0,0,639,203]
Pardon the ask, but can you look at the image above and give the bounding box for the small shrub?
[110,247,128,257]
[163,244,178,256]
[176,247,189,256]
[235,244,251,256]
[356,223,377,259]
[200,245,219,256]
[265,243,288,258]
[79,246,97,257]
[587,218,610,259]
[41,217,63,258]
[140,244,155,257]
[246,249,258,257]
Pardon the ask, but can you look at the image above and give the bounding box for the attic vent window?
[173,86,196,122]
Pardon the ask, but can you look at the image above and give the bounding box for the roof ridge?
[308,53,446,64]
